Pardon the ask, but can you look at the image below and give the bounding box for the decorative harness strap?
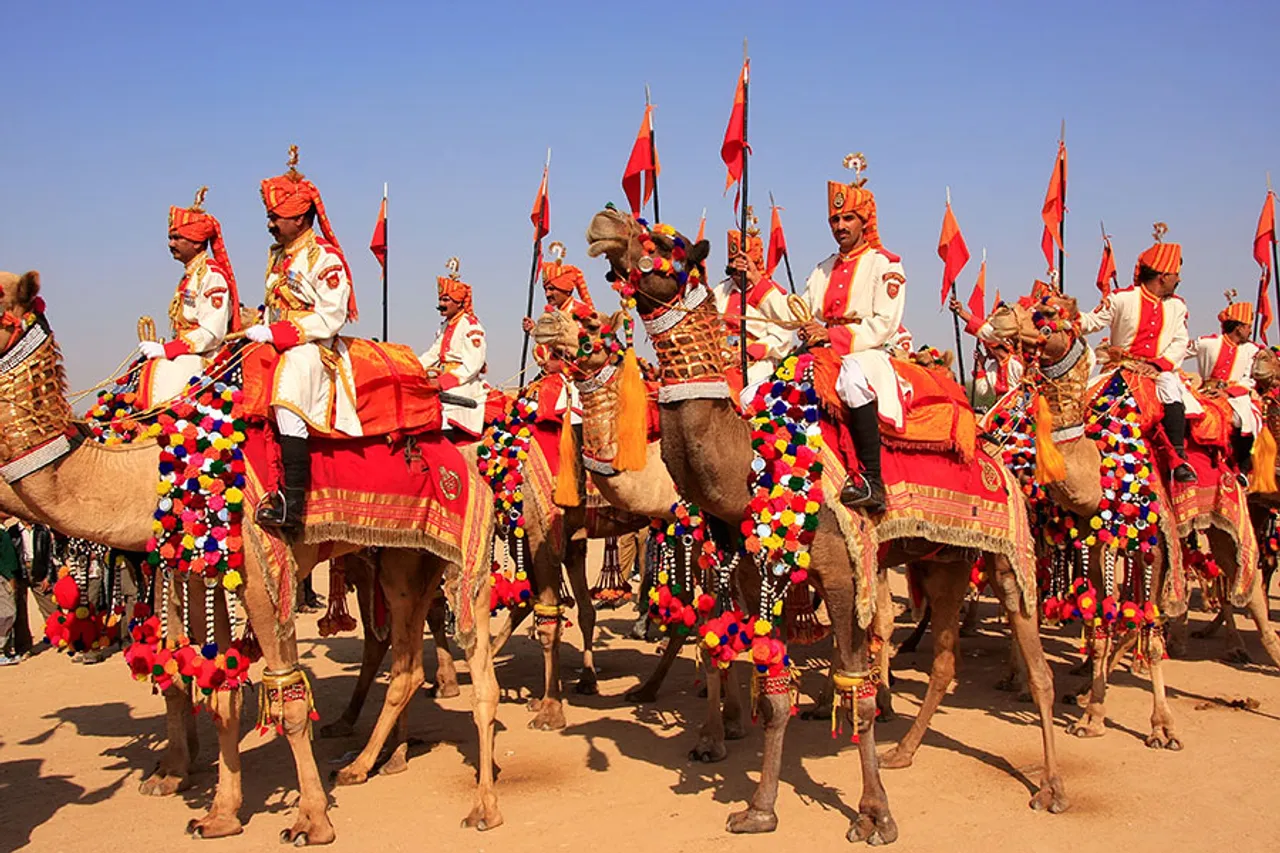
[0,321,74,483]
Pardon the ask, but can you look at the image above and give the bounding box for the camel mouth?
[585,210,633,262]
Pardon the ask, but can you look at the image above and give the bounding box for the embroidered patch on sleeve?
[322,269,343,289]
[883,271,905,299]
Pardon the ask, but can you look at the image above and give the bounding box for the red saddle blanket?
[242,338,442,437]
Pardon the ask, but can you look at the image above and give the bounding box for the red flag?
[622,105,660,217]
[1096,236,1116,296]
[695,209,706,243]
[1259,273,1273,345]
[937,201,970,306]
[369,194,387,271]
[721,59,749,194]
[765,204,787,276]
[1041,140,1067,271]
[530,166,550,240]
[967,259,987,323]
[1255,192,1275,342]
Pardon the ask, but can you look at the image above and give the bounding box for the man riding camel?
[137,187,241,407]
[796,154,906,513]
[712,217,793,402]
[1078,223,1196,483]
[1187,293,1262,483]
[244,146,360,533]
[948,295,1024,401]
[522,242,593,423]
[420,258,489,437]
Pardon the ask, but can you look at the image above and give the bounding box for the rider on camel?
[420,258,489,438]
[796,155,905,513]
[522,242,593,425]
[245,146,360,534]
[948,295,1024,402]
[1078,223,1197,483]
[1187,293,1262,483]
[137,187,241,407]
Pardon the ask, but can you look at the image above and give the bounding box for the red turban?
[726,230,764,268]
[1219,300,1253,327]
[437,276,474,317]
[260,147,358,321]
[1133,223,1182,285]
[827,181,882,249]
[541,257,593,308]
[168,189,242,331]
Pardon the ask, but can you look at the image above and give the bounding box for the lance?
[518,148,551,387]
[739,39,750,382]
[1058,120,1067,292]
[769,191,797,294]
[647,84,660,225]
[946,186,968,392]
[381,183,389,342]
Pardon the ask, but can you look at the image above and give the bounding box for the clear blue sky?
[3,1,1278,392]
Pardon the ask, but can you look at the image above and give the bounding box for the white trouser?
[835,358,877,409]
[1155,372,1182,404]
[275,407,309,438]
[1228,394,1261,436]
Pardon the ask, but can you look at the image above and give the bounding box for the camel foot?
[377,743,409,776]
[424,681,461,699]
[1220,647,1253,665]
[878,745,915,770]
[689,735,727,763]
[1030,776,1070,814]
[624,683,659,704]
[1067,713,1107,739]
[847,811,899,846]
[528,700,566,731]
[575,668,599,696]
[1144,726,1183,751]
[723,716,747,741]
[726,807,778,834]
[800,701,833,721]
[318,717,356,739]
[331,764,369,786]
[139,769,189,797]
[460,793,503,831]
[185,812,243,840]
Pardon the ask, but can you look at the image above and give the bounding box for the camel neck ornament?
[0,314,75,483]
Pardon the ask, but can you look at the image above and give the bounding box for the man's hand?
[728,251,762,287]
[947,296,973,324]
[138,340,165,360]
[797,322,829,346]
[522,317,536,333]
[245,325,274,344]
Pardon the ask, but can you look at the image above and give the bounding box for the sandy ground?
[2,565,1279,853]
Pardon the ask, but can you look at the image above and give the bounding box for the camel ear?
[16,271,41,308]
[942,351,955,369]
[685,239,710,266]
[609,309,628,334]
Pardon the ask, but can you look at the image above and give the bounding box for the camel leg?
[320,573,389,739]
[880,564,965,769]
[335,551,433,786]
[721,661,746,740]
[989,558,1068,813]
[873,571,896,722]
[461,575,503,831]
[898,605,930,654]
[528,581,566,731]
[959,594,980,637]
[1144,629,1182,750]
[1218,602,1252,664]
[800,655,837,721]
[427,594,460,698]
[1191,603,1228,640]
[690,648,729,762]
[1104,630,1140,678]
[1244,576,1280,668]
[625,630,687,703]
[139,686,197,796]
[1067,628,1110,738]
[564,538,599,695]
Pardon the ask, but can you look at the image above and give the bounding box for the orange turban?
[167,188,242,331]
[260,146,357,321]
[726,230,764,268]
[437,275,473,316]
[1133,224,1182,285]
[541,257,593,308]
[1218,300,1253,327]
[827,181,882,249]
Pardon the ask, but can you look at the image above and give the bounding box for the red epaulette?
[205,258,230,278]
[314,236,348,263]
[876,247,902,263]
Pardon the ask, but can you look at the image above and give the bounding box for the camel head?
[0,270,43,353]
[1253,345,1280,392]
[585,208,710,317]
[533,305,630,380]
[985,290,1080,365]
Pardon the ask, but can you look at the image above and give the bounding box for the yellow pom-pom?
[704,633,720,649]
[222,570,243,591]
[753,618,772,637]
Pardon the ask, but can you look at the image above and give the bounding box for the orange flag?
[369,193,387,271]
[695,208,706,243]
[1256,191,1276,341]
[622,104,659,217]
[966,258,987,323]
[1096,235,1116,296]
[937,201,970,306]
[1041,139,1067,271]
[721,59,749,194]
[765,204,787,276]
[530,166,550,240]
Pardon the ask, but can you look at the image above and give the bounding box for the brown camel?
[576,210,1066,842]
[0,271,502,842]
[986,295,1280,749]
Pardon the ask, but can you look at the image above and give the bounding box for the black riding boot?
[1231,430,1254,486]
[1162,402,1197,484]
[839,401,886,513]
[255,436,310,535]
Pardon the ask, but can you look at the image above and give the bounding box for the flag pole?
[1058,120,1067,292]
[769,191,797,294]
[1270,175,1280,344]
[738,40,750,383]
[518,149,550,387]
[381,183,389,342]
[646,84,660,225]
[946,187,968,392]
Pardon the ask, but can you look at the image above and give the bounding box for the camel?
[985,294,1280,749]
[0,271,502,842]
[575,209,1066,842]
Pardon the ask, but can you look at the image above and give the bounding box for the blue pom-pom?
[201,642,218,660]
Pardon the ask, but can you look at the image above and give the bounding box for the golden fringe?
[1251,424,1278,494]
[613,347,648,472]
[301,522,463,566]
[1148,476,1187,618]
[1034,395,1067,485]
[554,413,581,507]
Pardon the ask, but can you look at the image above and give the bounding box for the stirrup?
[839,474,886,513]
[255,489,300,531]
